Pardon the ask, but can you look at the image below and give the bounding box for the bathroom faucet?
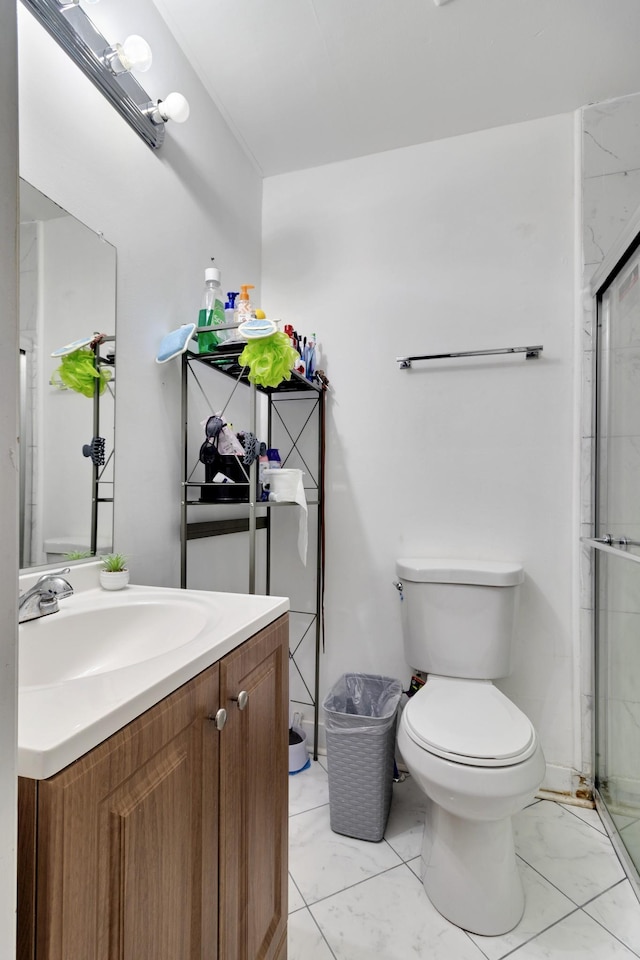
[19,568,74,624]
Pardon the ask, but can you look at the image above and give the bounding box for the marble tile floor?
[288,758,640,960]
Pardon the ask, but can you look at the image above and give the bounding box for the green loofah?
[238,331,299,388]
[51,347,112,398]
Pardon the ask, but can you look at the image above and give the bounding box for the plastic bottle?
[258,443,269,500]
[236,284,255,334]
[267,448,281,470]
[225,292,239,339]
[197,263,226,353]
[304,334,316,381]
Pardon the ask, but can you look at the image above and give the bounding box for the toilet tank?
[396,559,524,680]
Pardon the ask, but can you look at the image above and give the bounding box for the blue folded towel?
[155,323,196,363]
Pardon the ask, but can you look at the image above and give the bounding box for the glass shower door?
[595,242,640,873]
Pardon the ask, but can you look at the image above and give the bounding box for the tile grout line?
[513,852,583,909]
[462,928,493,960]
[560,803,607,836]
[288,870,305,914]
[481,869,634,958]
[302,860,416,911]
[578,878,640,960]
[579,903,640,960]
[288,800,331,820]
[584,165,640,180]
[306,907,339,960]
[578,876,627,910]
[491,905,584,960]
[514,801,626,906]
[619,819,640,833]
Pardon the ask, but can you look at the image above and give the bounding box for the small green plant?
[100,553,128,573]
[65,550,92,561]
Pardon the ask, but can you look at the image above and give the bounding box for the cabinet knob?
[231,690,249,710]
[209,708,227,730]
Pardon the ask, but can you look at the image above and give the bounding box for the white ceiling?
[151,0,640,177]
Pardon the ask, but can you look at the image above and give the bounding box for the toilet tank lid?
[396,558,524,586]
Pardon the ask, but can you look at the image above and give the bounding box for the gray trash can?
[323,673,403,842]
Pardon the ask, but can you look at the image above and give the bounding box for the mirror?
[19,179,116,569]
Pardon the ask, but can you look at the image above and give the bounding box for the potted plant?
[64,550,92,561]
[99,553,129,591]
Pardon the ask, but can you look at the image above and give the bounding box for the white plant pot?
[99,569,130,591]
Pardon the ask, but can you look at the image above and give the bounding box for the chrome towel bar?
[396,345,543,369]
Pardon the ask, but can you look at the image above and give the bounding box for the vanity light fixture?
[21,0,188,150]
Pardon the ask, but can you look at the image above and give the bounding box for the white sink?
[19,597,213,689]
[18,578,289,780]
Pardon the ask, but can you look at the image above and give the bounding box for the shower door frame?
[587,200,640,899]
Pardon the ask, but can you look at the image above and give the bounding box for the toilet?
[395,558,545,937]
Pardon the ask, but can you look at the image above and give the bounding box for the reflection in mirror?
[19,180,116,569]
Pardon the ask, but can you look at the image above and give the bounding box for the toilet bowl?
[397,678,545,934]
[394,558,546,936]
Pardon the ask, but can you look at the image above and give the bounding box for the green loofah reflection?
[52,348,112,398]
[238,331,299,388]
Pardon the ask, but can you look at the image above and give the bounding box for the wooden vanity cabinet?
[18,614,289,960]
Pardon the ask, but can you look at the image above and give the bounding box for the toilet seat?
[403,676,537,767]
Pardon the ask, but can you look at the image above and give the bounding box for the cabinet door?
[32,665,220,960]
[218,615,289,960]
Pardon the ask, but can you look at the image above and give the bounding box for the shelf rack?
[180,341,326,757]
[89,334,115,556]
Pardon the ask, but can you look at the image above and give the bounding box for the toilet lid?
[403,677,536,767]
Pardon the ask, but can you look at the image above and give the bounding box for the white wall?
[18,0,263,587]
[263,114,578,793]
[0,0,19,952]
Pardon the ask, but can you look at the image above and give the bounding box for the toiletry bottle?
[225,292,239,339]
[267,448,281,470]
[258,443,269,500]
[236,284,255,333]
[197,262,226,353]
[304,333,316,381]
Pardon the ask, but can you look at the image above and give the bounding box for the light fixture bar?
[21,0,165,149]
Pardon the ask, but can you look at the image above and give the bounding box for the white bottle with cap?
[197,260,226,353]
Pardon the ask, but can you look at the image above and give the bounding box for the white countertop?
[18,566,288,780]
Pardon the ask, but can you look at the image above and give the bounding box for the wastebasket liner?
[322,673,403,734]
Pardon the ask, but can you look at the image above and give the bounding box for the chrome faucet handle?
[34,568,74,599]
